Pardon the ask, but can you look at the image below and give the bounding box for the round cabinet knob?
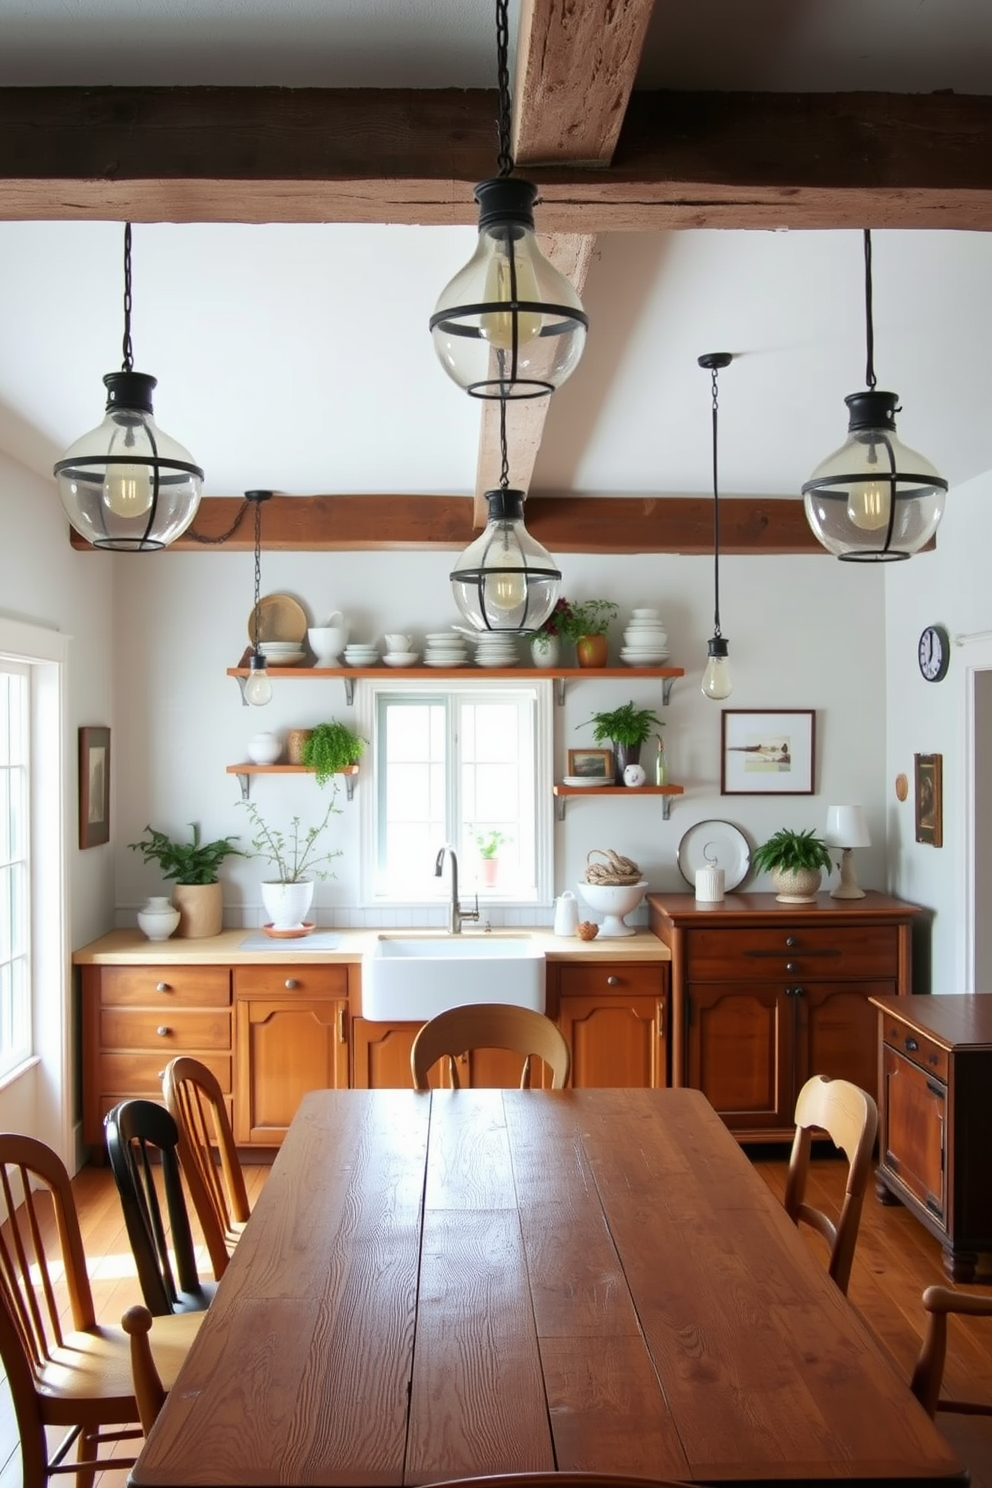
[156,982,170,993]
[606,976,619,987]
[785,937,797,948]
[156,1026,171,1037]
[786,962,798,973]
[284,978,299,990]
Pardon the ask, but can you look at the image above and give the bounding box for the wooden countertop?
[648,889,922,924]
[72,927,670,965]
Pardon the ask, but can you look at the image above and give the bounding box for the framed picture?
[721,710,816,795]
[79,726,111,849]
[567,747,613,781]
[914,752,943,847]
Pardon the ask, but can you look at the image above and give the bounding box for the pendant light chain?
[498,396,510,492]
[863,228,877,391]
[710,366,723,637]
[121,222,135,374]
[495,0,513,177]
[252,495,263,652]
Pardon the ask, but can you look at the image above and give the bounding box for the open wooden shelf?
[552,783,685,821]
[225,762,359,799]
[227,663,686,705]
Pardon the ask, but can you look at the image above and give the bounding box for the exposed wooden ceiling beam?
[4,86,992,229]
[69,492,826,554]
[513,0,657,168]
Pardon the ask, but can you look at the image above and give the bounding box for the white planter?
[530,634,560,668]
[136,896,181,941]
[261,879,315,930]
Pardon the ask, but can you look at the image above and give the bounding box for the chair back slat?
[163,1057,251,1279]
[411,1004,571,1092]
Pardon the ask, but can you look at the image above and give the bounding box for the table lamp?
[824,805,871,899]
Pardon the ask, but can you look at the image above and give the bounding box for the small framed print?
[915,752,943,847]
[566,748,613,781]
[721,709,816,795]
[79,726,110,849]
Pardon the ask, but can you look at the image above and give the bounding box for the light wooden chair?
[121,1305,168,1435]
[163,1055,250,1280]
[782,1073,878,1294]
[0,1132,202,1488]
[410,1003,571,1091]
[911,1284,992,1418]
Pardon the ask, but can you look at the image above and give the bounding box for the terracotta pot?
[480,858,499,888]
[575,634,608,668]
[172,881,224,938]
[286,728,313,765]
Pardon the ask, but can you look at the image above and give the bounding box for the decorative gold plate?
[248,593,308,644]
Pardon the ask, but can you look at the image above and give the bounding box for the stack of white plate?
[423,631,469,667]
[472,632,520,668]
[342,642,381,667]
[258,641,306,667]
[620,606,669,666]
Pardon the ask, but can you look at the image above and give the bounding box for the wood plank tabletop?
[130,1087,964,1488]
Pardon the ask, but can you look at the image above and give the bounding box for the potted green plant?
[129,823,242,938]
[751,827,833,903]
[240,795,343,930]
[474,828,510,886]
[299,721,366,787]
[558,599,619,668]
[579,701,664,784]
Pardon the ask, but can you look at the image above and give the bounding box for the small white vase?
[247,731,282,765]
[261,879,315,930]
[530,634,560,668]
[137,896,181,941]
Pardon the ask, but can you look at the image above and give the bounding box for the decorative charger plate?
[676,819,751,890]
[248,593,308,644]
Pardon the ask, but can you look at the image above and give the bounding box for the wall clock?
[918,624,950,682]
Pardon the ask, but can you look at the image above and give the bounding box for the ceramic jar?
[247,731,282,765]
[530,634,560,668]
[136,896,181,941]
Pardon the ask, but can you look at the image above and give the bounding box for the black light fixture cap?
[248,651,268,672]
[483,487,527,522]
[706,635,730,658]
[245,489,274,504]
[845,390,899,432]
[103,370,157,415]
[697,352,733,371]
[474,178,538,233]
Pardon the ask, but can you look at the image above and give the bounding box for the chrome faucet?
[434,844,480,934]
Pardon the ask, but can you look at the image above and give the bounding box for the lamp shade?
[824,805,871,849]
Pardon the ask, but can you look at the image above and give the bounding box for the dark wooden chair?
[0,1132,202,1487]
[104,1098,217,1315]
[410,1003,571,1091]
[163,1055,250,1279]
[782,1073,878,1294]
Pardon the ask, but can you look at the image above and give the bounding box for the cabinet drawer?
[686,925,898,981]
[97,966,231,1007]
[234,965,349,999]
[99,1009,232,1052]
[883,1019,949,1082]
[100,1051,232,1094]
[557,963,664,999]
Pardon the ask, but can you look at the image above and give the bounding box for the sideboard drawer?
[883,1019,949,1083]
[98,966,231,1007]
[686,924,898,981]
[234,965,349,999]
[99,1008,232,1052]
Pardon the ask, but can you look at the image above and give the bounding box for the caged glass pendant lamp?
[802,230,947,561]
[54,224,203,552]
[699,353,733,701]
[429,0,588,399]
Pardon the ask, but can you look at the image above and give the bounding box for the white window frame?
[356,676,554,909]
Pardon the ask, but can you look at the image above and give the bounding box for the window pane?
[0,664,30,1074]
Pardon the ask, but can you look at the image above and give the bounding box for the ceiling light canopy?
[54,224,203,552]
[802,230,947,561]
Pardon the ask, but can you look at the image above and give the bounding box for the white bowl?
[308,626,348,662]
[577,880,649,937]
[382,652,420,666]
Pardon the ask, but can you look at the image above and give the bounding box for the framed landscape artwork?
[567,748,613,780]
[721,710,816,795]
[914,752,943,847]
[79,726,111,849]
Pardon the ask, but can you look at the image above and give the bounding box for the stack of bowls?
[620,607,669,666]
[258,640,306,667]
[342,641,381,667]
[472,632,520,668]
[424,631,469,667]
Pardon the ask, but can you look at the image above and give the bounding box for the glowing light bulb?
[702,638,732,700]
[847,480,891,531]
[103,462,152,518]
[484,563,528,613]
[480,238,542,351]
[244,654,272,707]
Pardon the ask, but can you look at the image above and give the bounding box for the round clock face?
[918,624,950,682]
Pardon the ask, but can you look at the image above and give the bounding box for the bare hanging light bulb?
[698,354,733,701]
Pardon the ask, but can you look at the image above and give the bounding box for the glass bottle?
[655,735,668,786]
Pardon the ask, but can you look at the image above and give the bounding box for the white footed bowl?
[577,880,648,937]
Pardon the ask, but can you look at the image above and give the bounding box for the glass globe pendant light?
[54,223,204,552]
[802,230,947,561]
[429,0,588,399]
[699,353,733,701]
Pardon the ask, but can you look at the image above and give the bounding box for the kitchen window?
[0,662,30,1076]
[358,677,553,906]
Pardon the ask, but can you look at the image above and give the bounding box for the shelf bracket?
[662,677,676,707]
[345,773,356,802]
[234,771,252,800]
[343,676,356,706]
[234,675,251,707]
[662,796,673,821]
[556,795,567,822]
[555,676,566,706]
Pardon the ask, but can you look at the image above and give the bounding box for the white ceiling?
[1,1,991,505]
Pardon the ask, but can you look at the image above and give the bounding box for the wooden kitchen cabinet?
[648,892,920,1141]
[81,964,232,1150]
[872,993,992,1283]
[552,962,668,1088]
[233,965,350,1145]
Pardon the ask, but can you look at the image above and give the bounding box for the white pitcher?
[554,890,579,937]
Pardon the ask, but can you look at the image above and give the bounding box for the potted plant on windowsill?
[240,794,343,931]
[474,829,510,887]
[751,827,833,903]
[579,701,664,785]
[299,721,366,786]
[128,823,243,938]
[557,599,619,667]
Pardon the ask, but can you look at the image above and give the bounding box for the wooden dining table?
[129,1086,964,1488]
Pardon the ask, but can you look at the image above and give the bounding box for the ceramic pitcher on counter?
[554,890,579,937]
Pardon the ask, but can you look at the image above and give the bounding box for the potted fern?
[751,827,833,903]
[579,701,664,785]
[128,823,242,938]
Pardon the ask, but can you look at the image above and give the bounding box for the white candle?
[695,865,725,903]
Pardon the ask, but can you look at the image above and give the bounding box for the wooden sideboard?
[872,992,992,1283]
[648,892,921,1142]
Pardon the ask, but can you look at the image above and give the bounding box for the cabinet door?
[796,980,889,1100]
[559,994,666,1088]
[352,1019,431,1089]
[234,998,348,1144]
[685,983,792,1130]
[881,1045,947,1225]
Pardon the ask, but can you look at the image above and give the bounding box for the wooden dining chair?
[121,1305,168,1435]
[163,1055,250,1280]
[911,1283,992,1417]
[410,1003,571,1091]
[782,1073,878,1294]
[104,1098,218,1316]
[0,1132,202,1488]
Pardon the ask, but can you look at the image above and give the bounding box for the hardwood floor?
[2,1149,990,1487]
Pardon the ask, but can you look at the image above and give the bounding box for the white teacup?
[384,633,412,652]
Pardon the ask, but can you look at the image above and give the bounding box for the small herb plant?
[580,701,664,748]
[300,721,366,787]
[239,796,342,883]
[557,599,619,640]
[751,828,832,875]
[128,823,242,885]
[475,829,510,860]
